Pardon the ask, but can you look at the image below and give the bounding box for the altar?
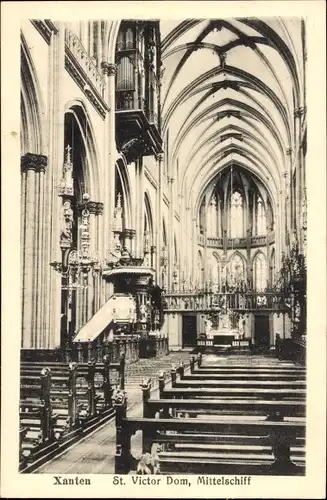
[197,311,244,349]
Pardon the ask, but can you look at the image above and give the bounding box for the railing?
[155,336,169,356]
[198,235,271,249]
[207,236,223,247]
[65,29,105,98]
[227,237,248,247]
[251,235,267,246]
[69,335,140,365]
[163,292,290,313]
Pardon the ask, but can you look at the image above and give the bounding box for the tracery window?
[254,253,267,291]
[229,254,245,285]
[211,255,221,291]
[256,196,266,235]
[208,194,218,237]
[230,191,243,238]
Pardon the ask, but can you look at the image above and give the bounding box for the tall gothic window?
[229,254,245,285]
[256,196,266,235]
[254,253,267,291]
[208,194,218,237]
[230,191,243,238]
[211,255,221,291]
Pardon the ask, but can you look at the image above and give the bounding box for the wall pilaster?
[21,153,47,347]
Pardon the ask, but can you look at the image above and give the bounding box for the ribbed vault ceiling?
[160,18,304,215]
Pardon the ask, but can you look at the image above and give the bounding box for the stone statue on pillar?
[60,200,74,248]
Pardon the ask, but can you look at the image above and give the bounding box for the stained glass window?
[256,197,266,235]
[254,253,267,291]
[230,254,244,285]
[208,194,218,237]
[230,191,243,237]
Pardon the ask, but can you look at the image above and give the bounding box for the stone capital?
[101,61,117,76]
[156,152,164,163]
[77,201,104,215]
[294,106,305,118]
[123,228,136,239]
[21,153,47,173]
[286,147,293,156]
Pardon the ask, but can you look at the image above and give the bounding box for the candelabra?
[51,193,100,290]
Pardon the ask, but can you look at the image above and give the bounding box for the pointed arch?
[64,100,101,203]
[211,251,221,291]
[253,250,267,291]
[21,33,45,154]
[229,251,247,283]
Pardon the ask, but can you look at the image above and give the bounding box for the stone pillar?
[168,176,174,289]
[203,196,209,286]
[135,157,145,258]
[156,154,164,285]
[192,215,197,286]
[86,202,104,320]
[43,23,66,349]
[295,108,305,243]
[246,188,252,287]
[101,62,117,258]
[101,62,117,304]
[21,153,48,348]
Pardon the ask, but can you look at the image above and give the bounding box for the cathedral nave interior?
[17,16,308,476]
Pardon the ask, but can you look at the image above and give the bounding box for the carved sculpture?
[60,200,74,248]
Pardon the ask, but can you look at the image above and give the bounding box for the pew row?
[113,390,305,476]
[19,354,125,472]
[191,354,306,374]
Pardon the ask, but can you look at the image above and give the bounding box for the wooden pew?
[21,353,125,424]
[188,357,305,380]
[113,390,305,476]
[192,354,306,374]
[142,378,305,420]
[163,366,305,400]
[20,367,61,464]
[19,354,125,471]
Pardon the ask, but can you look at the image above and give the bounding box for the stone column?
[86,201,104,320]
[156,153,164,285]
[135,157,145,258]
[192,215,197,286]
[43,23,66,348]
[21,153,48,348]
[101,62,117,256]
[295,107,305,242]
[203,196,209,286]
[286,147,293,235]
[277,192,283,269]
[168,176,174,289]
[101,62,117,303]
